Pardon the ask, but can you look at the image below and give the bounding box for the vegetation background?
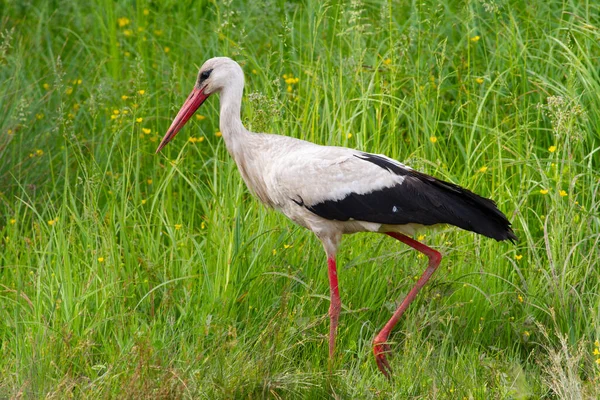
[1,0,599,398]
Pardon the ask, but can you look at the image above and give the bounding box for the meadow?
[1,0,599,398]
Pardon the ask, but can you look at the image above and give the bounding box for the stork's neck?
[219,83,249,159]
[217,82,271,205]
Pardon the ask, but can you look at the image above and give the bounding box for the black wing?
[306,153,517,242]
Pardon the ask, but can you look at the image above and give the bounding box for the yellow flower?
[48,218,58,226]
[559,190,567,197]
[252,69,257,74]
[418,234,426,241]
[478,166,488,173]
[272,249,277,256]
[475,77,484,84]
[10,218,16,224]
[138,90,145,95]
[189,136,205,143]
[201,221,206,229]
[73,103,80,111]
[142,128,151,134]
[518,295,524,303]
[195,114,206,120]
[97,257,105,262]
[110,115,117,120]
[121,95,129,100]
[136,117,143,123]
[35,149,44,156]
[147,179,153,184]
[43,83,50,90]
[539,189,548,195]
[548,145,557,153]
[123,29,132,37]
[523,330,530,337]
[515,254,523,260]
[36,113,44,120]
[7,129,13,135]
[470,35,481,42]
[595,358,600,365]
[154,30,163,36]
[286,85,292,92]
[65,87,73,95]
[141,199,147,205]
[117,17,130,27]
[215,131,222,137]
[383,58,392,65]
[283,244,292,249]
[346,133,352,139]
[164,47,170,53]
[175,224,182,230]
[143,9,149,15]
[429,136,437,143]
[77,79,82,85]
[113,109,120,115]
[593,349,600,356]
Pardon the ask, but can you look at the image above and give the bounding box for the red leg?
[327,256,341,359]
[373,232,442,378]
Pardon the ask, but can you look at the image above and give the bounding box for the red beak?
[156,87,210,153]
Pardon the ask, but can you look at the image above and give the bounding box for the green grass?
[1,0,599,398]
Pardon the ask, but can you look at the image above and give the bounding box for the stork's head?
[156,57,243,153]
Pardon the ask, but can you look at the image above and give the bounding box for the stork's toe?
[373,340,393,378]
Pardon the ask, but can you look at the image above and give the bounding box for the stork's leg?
[327,256,341,359]
[373,232,442,378]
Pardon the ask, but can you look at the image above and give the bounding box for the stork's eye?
[199,69,213,82]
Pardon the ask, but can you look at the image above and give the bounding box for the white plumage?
[234,135,409,226]
[156,57,516,377]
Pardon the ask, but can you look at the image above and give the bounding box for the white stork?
[156,57,517,377]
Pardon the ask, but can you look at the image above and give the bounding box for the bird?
[156,57,517,377]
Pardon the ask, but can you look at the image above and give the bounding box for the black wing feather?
[306,153,517,242]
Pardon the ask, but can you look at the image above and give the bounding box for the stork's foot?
[373,338,393,378]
